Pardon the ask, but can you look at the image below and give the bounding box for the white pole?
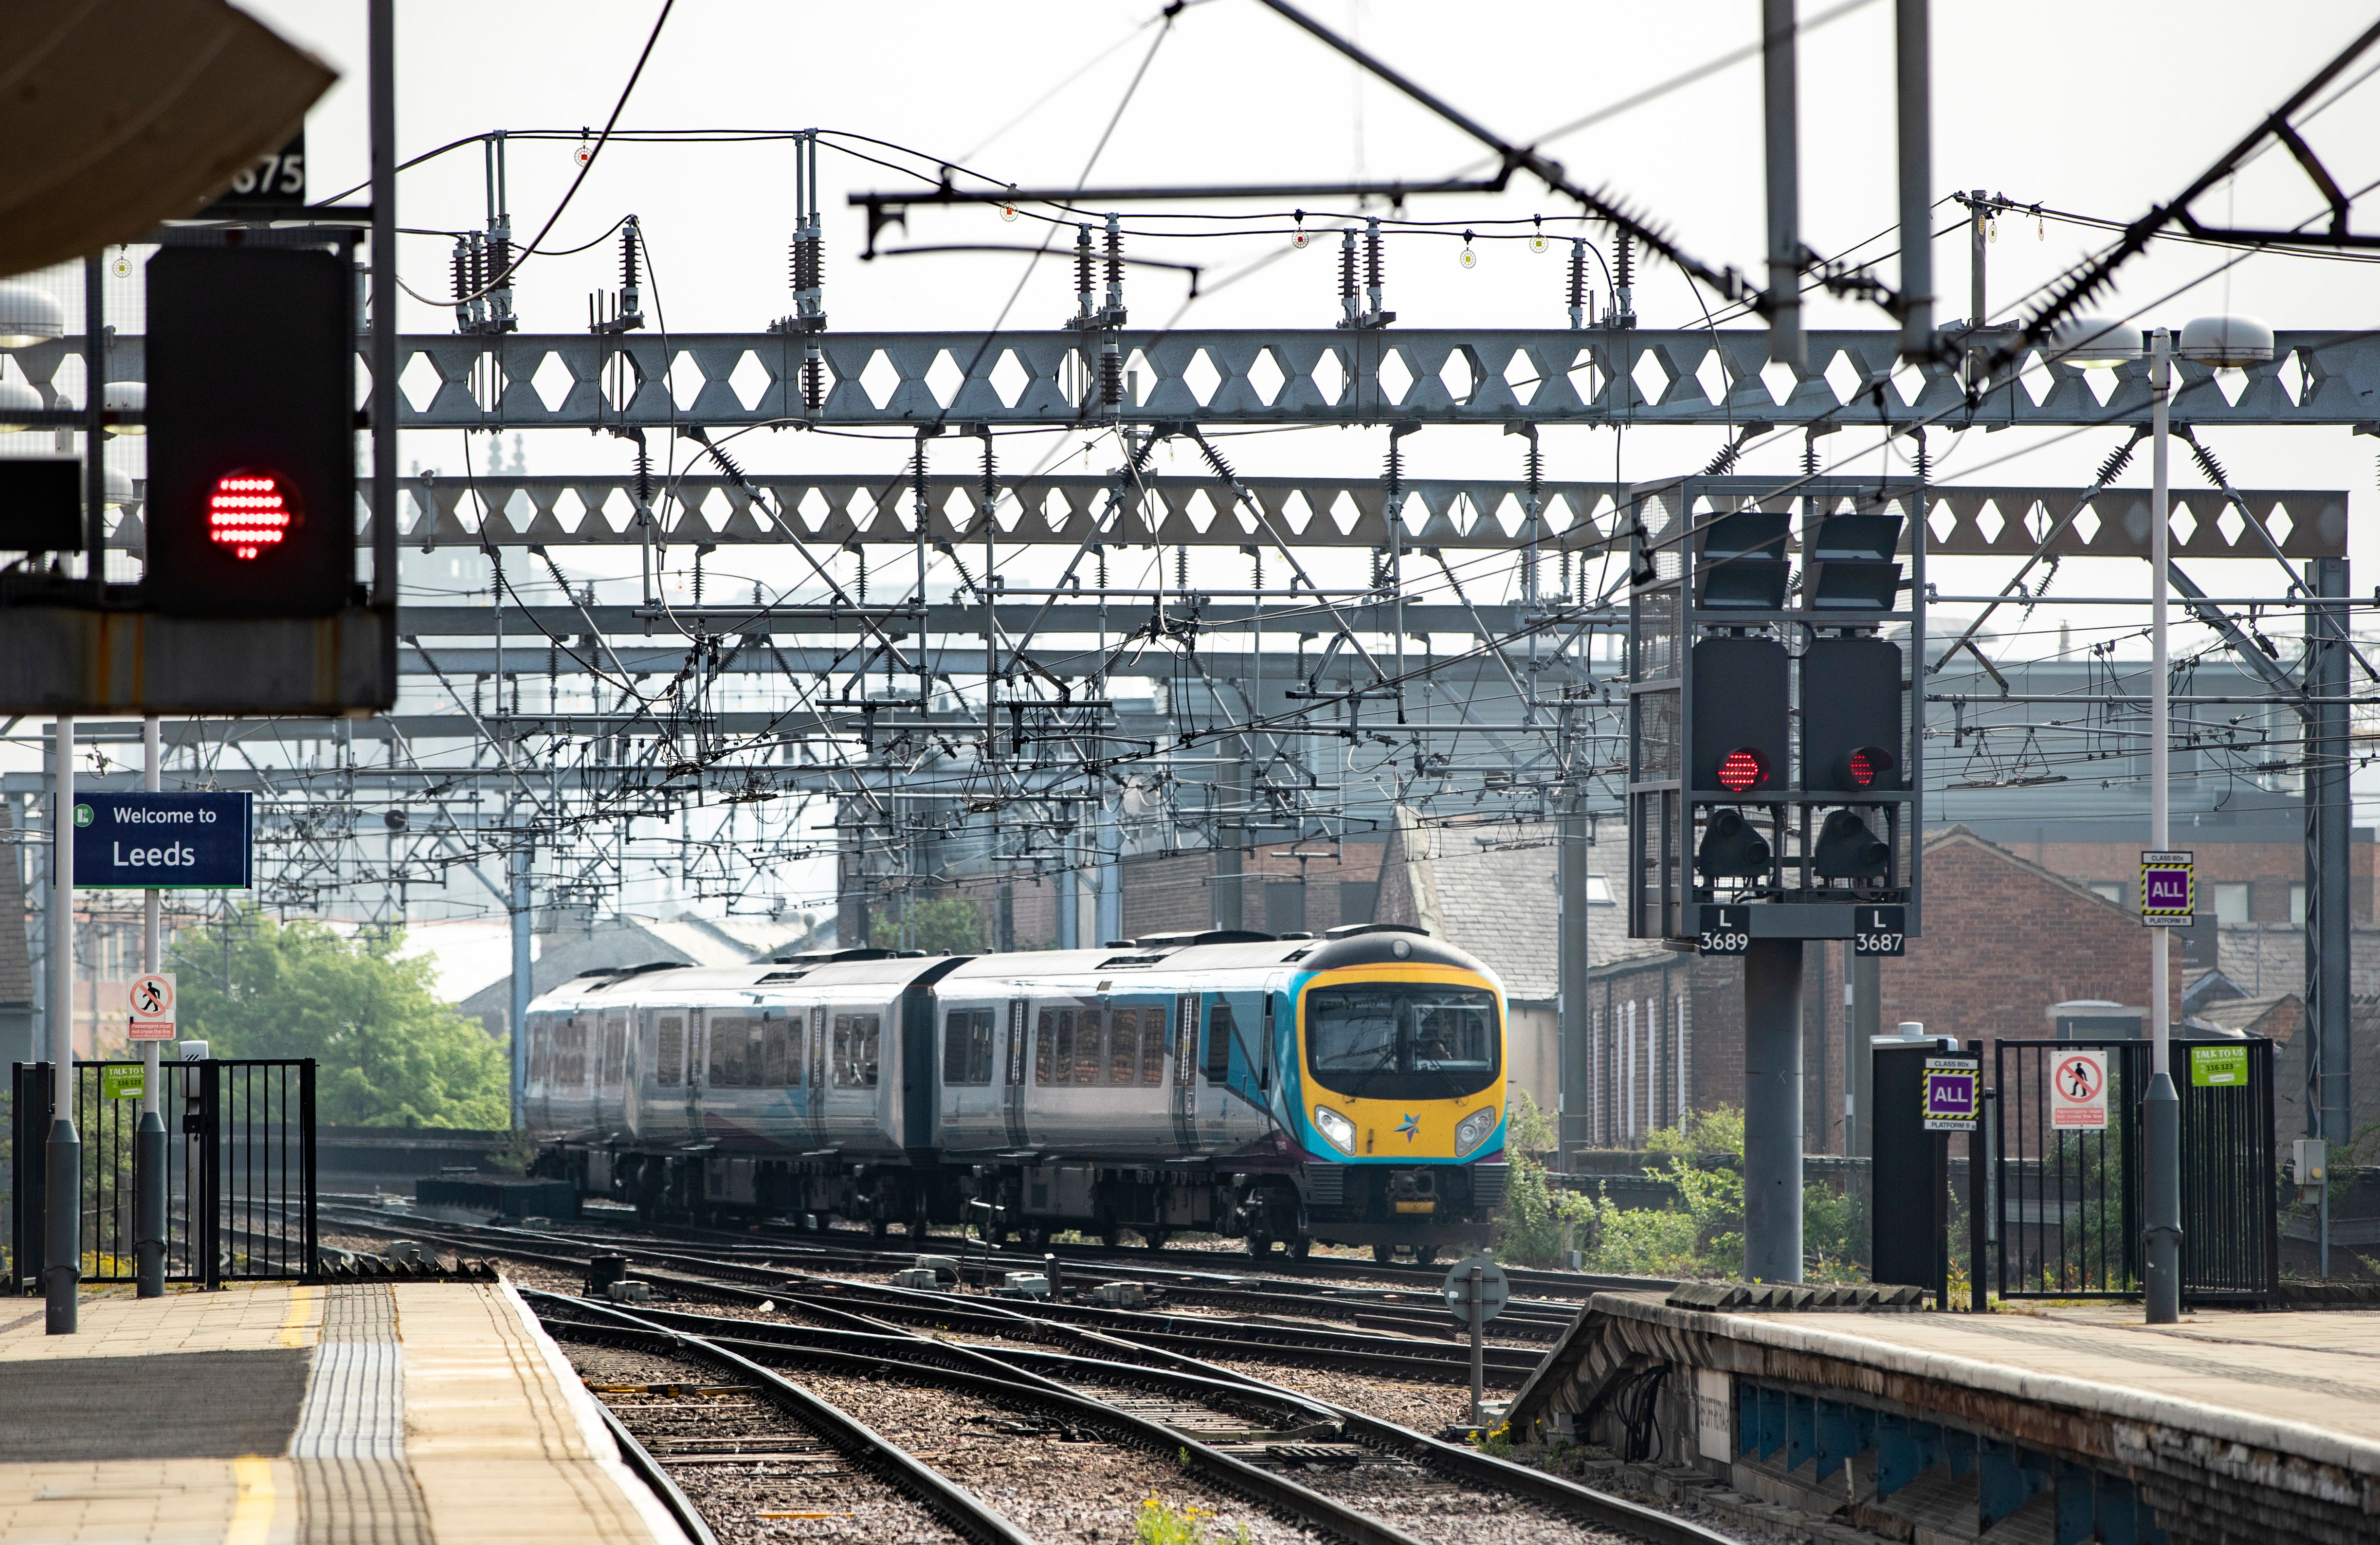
[45,715,78,1331]
[135,715,165,1296]
[2144,327,2181,1325]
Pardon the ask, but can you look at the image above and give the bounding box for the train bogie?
[521,926,1512,1257]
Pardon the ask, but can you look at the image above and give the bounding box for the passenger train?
[520,923,1511,1261]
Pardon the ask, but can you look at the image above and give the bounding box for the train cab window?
[655,1014,685,1087]
[1072,1008,1105,1085]
[832,1013,880,1088]
[1204,1004,1234,1082]
[943,1008,996,1086]
[1107,1008,1140,1084]
[1305,983,1500,1101]
[601,1011,628,1090]
[527,1012,552,1087]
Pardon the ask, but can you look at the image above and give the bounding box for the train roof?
[526,925,1503,1008]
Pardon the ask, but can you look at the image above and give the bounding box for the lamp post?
[2048,310,2273,1325]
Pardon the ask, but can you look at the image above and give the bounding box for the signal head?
[1843,745,1896,790]
[1716,747,1771,794]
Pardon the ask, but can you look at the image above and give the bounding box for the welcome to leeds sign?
[69,793,253,889]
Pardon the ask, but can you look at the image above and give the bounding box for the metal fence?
[8,1059,317,1290]
[1993,1037,2276,1305]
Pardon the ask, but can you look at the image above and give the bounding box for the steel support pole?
[1095,802,1123,946]
[1557,793,1590,1167]
[45,716,78,1333]
[1845,944,1878,1161]
[1893,0,1933,360]
[509,840,531,1130]
[1466,1264,1485,1430]
[1762,0,1803,367]
[369,0,398,618]
[134,716,164,1297]
[2306,551,2351,1274]
[1744,938,1804,1283]
[2144,329,2181,1326]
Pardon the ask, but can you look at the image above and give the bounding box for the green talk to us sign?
[2190,1043,2249,1087]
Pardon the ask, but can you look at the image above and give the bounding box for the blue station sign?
[69,792,253,890]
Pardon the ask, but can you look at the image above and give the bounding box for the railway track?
[322,1207,1547,1385]
[529,1289,1739,1545]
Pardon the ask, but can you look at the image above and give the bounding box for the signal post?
[1626,475,1924,1282]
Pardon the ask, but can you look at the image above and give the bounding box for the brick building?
[1577,827,2188,1155]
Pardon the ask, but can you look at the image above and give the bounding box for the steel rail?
[588,1396,724,1545]
[531,1291,1432,1545]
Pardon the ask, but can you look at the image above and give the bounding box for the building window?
[2089,882,2125,906]
[2211,882,2251,926]
[1585,874,1616,905]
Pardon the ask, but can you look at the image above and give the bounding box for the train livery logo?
[1398,1113,1420,1142]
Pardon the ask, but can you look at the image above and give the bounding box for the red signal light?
[1716,747,1770,793]
[207,471,294,561]
[1846,746,1897,789]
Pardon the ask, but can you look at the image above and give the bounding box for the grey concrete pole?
[1557,794,1590,1166]
[1095,803,1122,945]
[509,840,532,1129]
[2144,329,2181,1325]
[1894,0,1933,360]
[2306,555,2352,1231]
[45,716,78,1333]
[134,716,164,1297]
[1467,1264,1485,1430]
[1744,938,1805,1282]
[1762,0,1803,367]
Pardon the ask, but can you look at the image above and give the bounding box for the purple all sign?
[1923,1058,1980,1133]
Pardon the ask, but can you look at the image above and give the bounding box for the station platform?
[0,1280,689,1545]
[1509,1289,2380,1545]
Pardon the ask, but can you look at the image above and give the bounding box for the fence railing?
[1994,1037,2276,1305]
[8,1059,317,1290]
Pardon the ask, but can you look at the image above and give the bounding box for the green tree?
[869,896,987,954]
[170,908,508,1128]
[1494,1091,1598,1267]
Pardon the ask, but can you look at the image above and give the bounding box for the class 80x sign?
[70,792,253,890]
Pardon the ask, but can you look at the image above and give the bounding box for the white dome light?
[2046,314,2144,366]
[0,283,66,349]
[2179,314,2275,368]
[103,380,145,433]
[0,378,40,432]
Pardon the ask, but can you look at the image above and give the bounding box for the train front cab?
[1283,927,1509,1262]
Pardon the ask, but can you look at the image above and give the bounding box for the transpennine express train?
[520,923,1511,1262]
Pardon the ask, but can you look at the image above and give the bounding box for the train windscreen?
[1304,982,1500,1101]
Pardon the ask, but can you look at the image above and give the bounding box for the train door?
[1003,997,1029,1147]
[620,1006,643,1136]
[900,982,937,1157]
[1171,992,1199,1154]
[805,1004,826,1145]
[600,1008,628,1135]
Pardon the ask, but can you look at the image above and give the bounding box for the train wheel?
[1286,1233,1311,1261]
[1246,1229,1272,1258]
[869,1213,889,1247]
[1021,1225,1048,1249]
[1372,1243,1397,1266]
[1414,1245,1441,1267]
[907,1208,929,1247]
[1099,1223,1123,1250]
[1143,1228,1167,1251]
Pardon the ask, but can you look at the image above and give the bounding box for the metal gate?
[1994,1037,2276,1304]
[8,1059,317,1290]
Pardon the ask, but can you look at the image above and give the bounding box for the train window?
[708,1016,745,1087]
[942,1008,996,1086]
[1305,983,1500,1101]
[558,1016,588,1089]
[762,1020,792,1087]
[1107,1008,1139,1084]
[655,1015,685,1087]
[1043,1009,1075,1084]
[833,1013,880,1088]
[1036,1009,1057,1084]
[1143,1006,1168,1086]
[1204,1004,1234,1082]
[1072,1008,1105,1085]
[602,1011,628,1089]
[527,1012,552,1087]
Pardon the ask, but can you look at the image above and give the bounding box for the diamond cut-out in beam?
[925,350,965,410]
[2267,506,2294,546]
[1182,487,1217,531]
[2276,350,2304,405]
[728,351,772,412]
[599,487,639,528]
[1693,349,1727,407]
[550,488,587,532]
[699,486,735,528]
[2017,351,2055,407]
[2168,503,2198,546]
[2216,504,2245,547]
[398,353,443,415]
[530,351,576,414]
[1890,361,1927,407]
[1182,348,1222,408]
[1280,489,1314,533]
[2073,507,2102,544]
[465,353,500,415]
[1927,507,1956,544]
[859,351,901,411]
[1628,349,1669,407]
[1566,346,1601,404]
[665,351,705,412]
[798,487,835,531]
[1440,349,1475,403]
[1974,500,2005,544]
[989,348,1032,409]
[1310,349,1348,406]
[1759,360,1799,407]
[1327,490,1362,533]
[2212,366,2248,406]
[1502,349,1539,407]
[1247,348,1287,407]
[2080,365,2119,407]
[1821,350,1865,406]
[1377,350,1416,406]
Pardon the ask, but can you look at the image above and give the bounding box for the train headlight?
[1455,1106,1501,1156]
[1312,1105,1356,1154]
